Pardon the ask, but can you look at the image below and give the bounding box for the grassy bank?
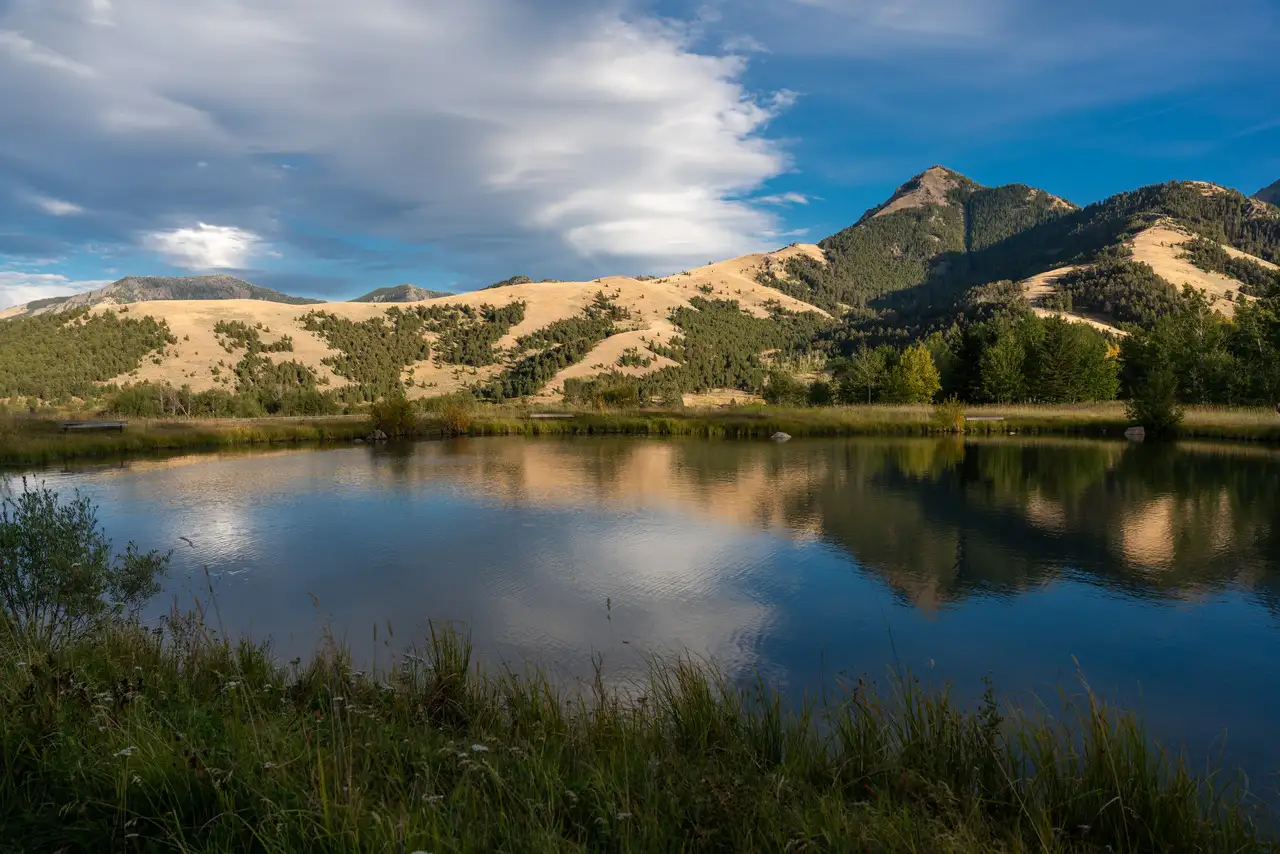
[1,616,1274,853]
[0,414,370,467]
[467,402,1280,444]
[5,403,1279,468]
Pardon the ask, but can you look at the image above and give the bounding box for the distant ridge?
[7,274,322,317]
[351,284,452,303]
[1257,179,1280,207]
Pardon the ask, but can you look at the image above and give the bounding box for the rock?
[1124,426,1145,442]
[353,438,364,444]
[771,431,791,442]
[365,430,389,442]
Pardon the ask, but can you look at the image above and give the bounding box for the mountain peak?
[861,165,982,223]
[1256,179,1280,207]
[351,284,452,303]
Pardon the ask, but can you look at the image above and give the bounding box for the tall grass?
[0,613,1273,852]
[4,402,1279,469]
[0,414,369,467]
[461,402,1280,443]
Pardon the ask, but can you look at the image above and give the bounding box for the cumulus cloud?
[0,0,796,283]
[142,223,265,270]
[0,271,112,310]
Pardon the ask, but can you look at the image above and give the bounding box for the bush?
[421,391,478,435]
[0,482,169,645]
[807,379,835,406]
[369,395,419,436]
[1126,364,1183,437]
[762,370,808,406]
[931,396,967,432]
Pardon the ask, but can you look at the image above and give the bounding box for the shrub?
[421,391,478,435]
[369,395,419,436]
[1126,364,1183,437]
[807,379,835,406]
[931,396,967,433]
[762,370,808,406]
[0,482,169,645]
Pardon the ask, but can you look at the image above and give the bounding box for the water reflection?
[8,437,1280,789]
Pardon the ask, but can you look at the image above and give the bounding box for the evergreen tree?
[978,324,1027,404]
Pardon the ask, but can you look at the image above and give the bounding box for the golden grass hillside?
[54,245,826,401]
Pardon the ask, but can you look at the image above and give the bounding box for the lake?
[8,436,1280,792]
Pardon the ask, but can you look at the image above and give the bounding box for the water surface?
[11,436,1280,792]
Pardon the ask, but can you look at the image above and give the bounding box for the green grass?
[0,615,1273,853]
[5,403,1279,469]
[462,402,1280,443]
[0,414,370,467]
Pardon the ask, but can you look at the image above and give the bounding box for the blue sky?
[1,0,1277,309]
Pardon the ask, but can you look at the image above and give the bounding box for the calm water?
[8,436,1280,789]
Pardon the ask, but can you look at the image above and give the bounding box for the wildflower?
[616,812,632,820]
[470,744,489,752]
[131,774,143,785]
[425,795,443,804]
[333,696,345,704]
[113,746,138,758]
[225,681,239,690]
[263,762,277,770]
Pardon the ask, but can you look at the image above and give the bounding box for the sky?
[1,0,1278,309]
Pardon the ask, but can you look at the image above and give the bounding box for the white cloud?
[31,195,85,216]
[0,29,97,77]
[142,223,264,269]
[723,34,769,54]
[0,0,796,278]
[0,272,111,310]
[756,192,810,205]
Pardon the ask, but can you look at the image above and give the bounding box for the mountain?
[5,275,323,318]
[5,168,1279,411]
[351,284,453,303]
[855,178,1280,336]
[755,166,1078,312]
[1257,179,1280,207]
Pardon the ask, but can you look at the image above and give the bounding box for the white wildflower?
[113,746,138,758]
[616,811,632,820]
[470,744,489,753]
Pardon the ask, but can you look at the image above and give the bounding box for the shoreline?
[3,403,1279,467]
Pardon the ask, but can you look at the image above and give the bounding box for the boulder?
[1124,426,1145,442]
[366,429,389,442]
[771,431,791,442]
